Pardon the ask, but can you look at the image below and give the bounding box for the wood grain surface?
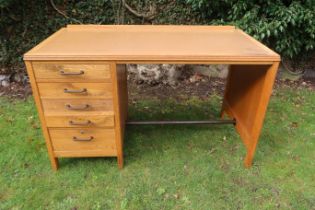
[38,83,113,99]
[41,99,113,114]
[49,128,117,156]
[24,25,280,62]
[45,114,114,128]
[24,25,280,169]
[32,62,111,82]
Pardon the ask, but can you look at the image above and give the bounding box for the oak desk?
[24,25,280,170]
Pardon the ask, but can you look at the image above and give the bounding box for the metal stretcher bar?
[126,119,236,125]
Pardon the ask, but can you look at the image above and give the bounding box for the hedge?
[0,0,314,74]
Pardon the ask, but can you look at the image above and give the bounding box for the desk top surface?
[24,25,280,63]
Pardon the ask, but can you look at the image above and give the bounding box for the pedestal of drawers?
[25,61,127,170]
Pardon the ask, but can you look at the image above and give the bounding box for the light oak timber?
[49,128,117,156]
[38,83,113,99]
[115,61,276,65]
[54,150,117,157]
[25,61,59,170]
[116,64,128,135]
[32,62,111,82]
[221,62,280,167]
[41,99,113,114]
[24,25,280,62]
[67,24,236,30]
[24,25,280,169]
[45,114,115,128]
[111,63,128,169]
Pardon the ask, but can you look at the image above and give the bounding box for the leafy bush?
[1,0,66,72]
[0,0,314,74]
[0,0,196,73]
[186,0,315,58]
[0,0,115,73]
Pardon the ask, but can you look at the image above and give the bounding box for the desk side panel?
[25,61,59,170]
[221,63,279,167]
[111,63,128,169]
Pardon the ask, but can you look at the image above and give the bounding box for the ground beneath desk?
[128,74,315,102]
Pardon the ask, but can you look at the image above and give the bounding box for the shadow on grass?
[124,125,235,162]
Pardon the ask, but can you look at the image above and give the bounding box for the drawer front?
[45,114,115,128]
[32,62,111,82]
[38,83,113,99]
[42,99,113,115]
[49,128,117,156]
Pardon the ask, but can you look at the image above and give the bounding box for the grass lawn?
[0,86,314,210]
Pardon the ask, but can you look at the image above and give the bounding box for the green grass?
[0,87,315,210]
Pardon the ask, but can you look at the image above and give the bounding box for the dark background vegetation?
[0,0,315,74]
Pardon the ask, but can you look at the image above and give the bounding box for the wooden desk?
[24,25,280,170]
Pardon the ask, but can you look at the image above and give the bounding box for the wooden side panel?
[111,63,128,169]
[117,64,128,135]
[24,61,59,170]
[221,62,279,167]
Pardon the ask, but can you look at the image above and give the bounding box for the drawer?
[42,99,113,115]
[45,114,115,128]
[38,83,113,99]
[32,62,111,82]
[49,128,117,157]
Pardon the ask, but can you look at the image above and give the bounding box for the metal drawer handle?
[64,88,87,93]
[59,70,84,75]
[73,136,94,141]
[69,120,91,126]
[66,104,90,110]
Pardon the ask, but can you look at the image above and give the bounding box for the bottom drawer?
[49,128,117,157]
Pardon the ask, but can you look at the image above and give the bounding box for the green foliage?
[0,0,15,8]
[0,0,196,73]
[0,0,115,73]
[186,0,315,58]
[1,0,315,74]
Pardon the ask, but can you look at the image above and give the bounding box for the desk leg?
[221,62,279,167]
[25,61,59,171]
[111,64,128,169]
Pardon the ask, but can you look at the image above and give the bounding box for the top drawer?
[32,62,111,82]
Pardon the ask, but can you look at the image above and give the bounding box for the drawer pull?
[64,88,87,93]
[59,70,84,75]
[72,136,94,141]
[66,104,90,110]
[69,120,92,126]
